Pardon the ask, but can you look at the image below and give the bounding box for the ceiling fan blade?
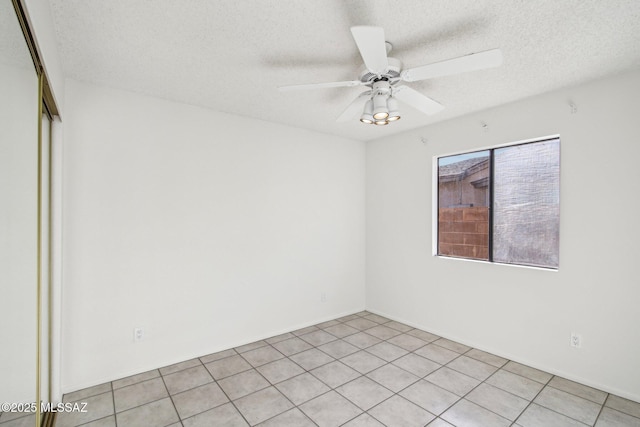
[393,85,444,115]
[401,48,503,82]
[350,26,389,75]
[278,80,363,92]
[336,91,371,123]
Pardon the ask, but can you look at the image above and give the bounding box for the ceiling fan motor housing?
[359,57,403,85]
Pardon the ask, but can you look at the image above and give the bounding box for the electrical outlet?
[134,328,145,342]
[570,333,582,348]
[320,292,326,303]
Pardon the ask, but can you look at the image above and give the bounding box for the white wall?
[61,79,366,392]
[366,71,640,401]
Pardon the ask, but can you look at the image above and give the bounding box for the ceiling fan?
[278,26,503,126]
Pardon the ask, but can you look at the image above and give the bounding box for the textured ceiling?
[1,1,34,69]
[49,0,640,141]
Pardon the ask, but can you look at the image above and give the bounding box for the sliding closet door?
[0,0,40,414]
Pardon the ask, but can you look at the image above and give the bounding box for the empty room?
[2,0,640,426]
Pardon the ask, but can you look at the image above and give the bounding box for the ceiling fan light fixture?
[372,93,389,120]
[360,99,374,124]
[387,97,401,121]
[374,119,389,126]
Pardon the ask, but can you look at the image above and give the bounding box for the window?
[437,137,560,269]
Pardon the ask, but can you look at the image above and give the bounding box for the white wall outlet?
[320,292,326,303]
[134,327,145,342]
[570,332,582,348]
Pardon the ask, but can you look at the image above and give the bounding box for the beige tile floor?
[2,311,639,426]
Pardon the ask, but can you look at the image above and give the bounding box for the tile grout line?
[592,392,610,427]
[159,364,187,427]
[515,375,611,426]
[339,322,459,425]
[228,319,485,426]
[218,349,276,425]
[512,373,563,426]
[392,338,473,422]
[193,364,253,427]
[229,341,322,426]
[110,380,116,427]
[333,323,533,426]
[59,312,640,427]
[255,317,392,425]
[58,313,382,426]
[442,349,523,426]
[108,376,174,421]
[278,312,374,425]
